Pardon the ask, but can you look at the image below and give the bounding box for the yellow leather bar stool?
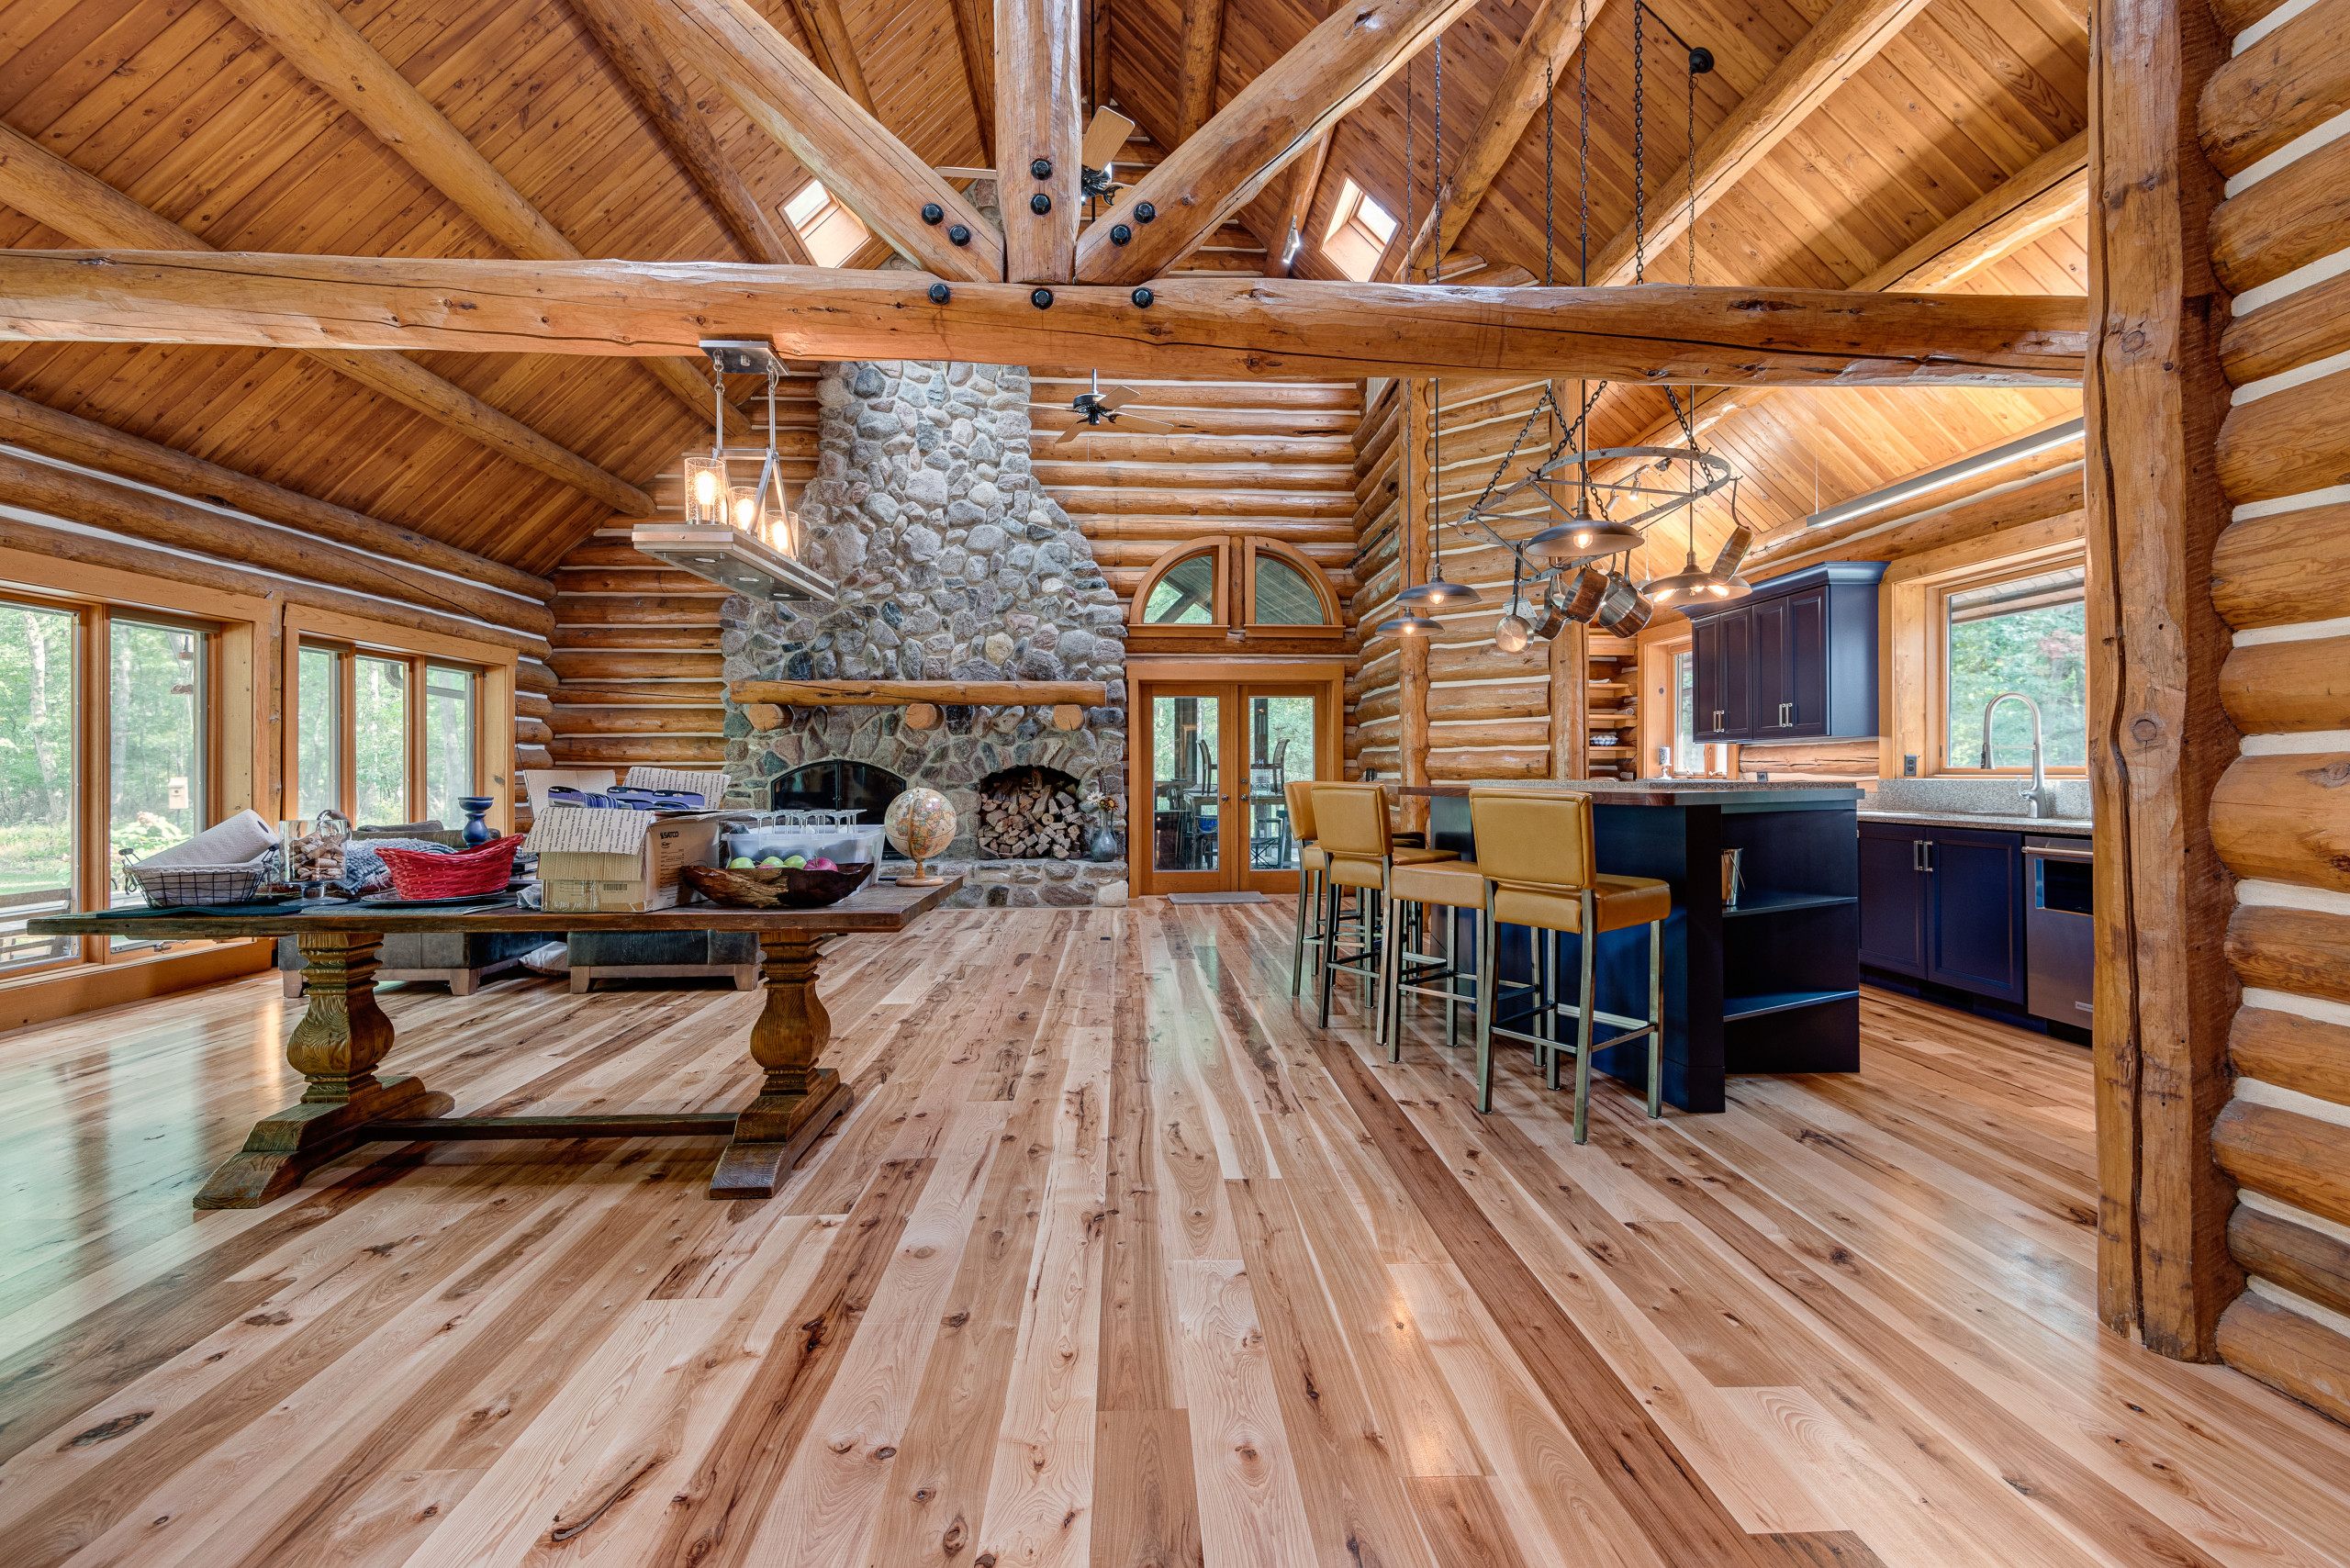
[1286,778,1329,996]
[1380,855,1486,1060]
[1470,788,1669,1138]
[1310,783,1458,1034]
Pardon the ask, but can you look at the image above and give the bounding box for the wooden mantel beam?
[567,0,817,266]
[0,120,653,516]
[0,252,2089,386]
[625,0,1005,281]
[219,0,730,428]
[1585,0,1938,287]
[1387,0,1600,283]
[1075,0,1483,284]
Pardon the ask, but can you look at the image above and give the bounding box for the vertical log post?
[1401,377,1433,834]
[1550,621,1589,779]
[2086,0,2244,1357]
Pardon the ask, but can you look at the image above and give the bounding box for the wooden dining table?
[30,877,963,1209]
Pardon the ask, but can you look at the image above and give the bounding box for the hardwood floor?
[3,902,2346,1568]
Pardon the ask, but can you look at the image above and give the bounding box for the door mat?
[1166,891,1274,904]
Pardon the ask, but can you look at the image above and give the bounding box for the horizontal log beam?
[2230,1203,2350,1321]
[2230,1005,2350,1109]
[732,678,1110,705]
[2221,634,2350,733]
[551,734,730,762]
[2213,505,2350,629]
[2211,754,2350,892]
[2213,1098,2350,1228]
[0,254,2088,387]
[2225,902,2350,1006]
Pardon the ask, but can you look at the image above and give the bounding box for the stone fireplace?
[720,360,1128,907]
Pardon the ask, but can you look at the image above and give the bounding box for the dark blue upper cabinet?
[1689,563,1885,743]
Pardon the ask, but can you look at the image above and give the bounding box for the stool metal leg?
[1572,889,1597,1144]
[1647,917,1664,1119]
[1290,858,1313,995]
[1317,879,1341,1028]
[1474,886,1499,1114]
[1544,930,1562,1090]
[1445,908,1461,1052]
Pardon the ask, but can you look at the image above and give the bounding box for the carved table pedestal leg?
[711,930,853,1198]
[194,931,453,1209]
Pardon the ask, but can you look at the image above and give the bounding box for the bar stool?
[1287,778,1328,996]
[1380,853,1485,1060]
[1469,788,1669,1139]
[1310,782,1458,1034]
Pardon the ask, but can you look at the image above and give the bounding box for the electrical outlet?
[1903,755,1918,777]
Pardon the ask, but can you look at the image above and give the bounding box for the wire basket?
[130,861,274,908]
[374,834,524,899]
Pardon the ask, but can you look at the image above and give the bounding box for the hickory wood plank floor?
[3,903,2348,1567]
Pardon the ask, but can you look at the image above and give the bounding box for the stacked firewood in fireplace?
[978,767,1089,859]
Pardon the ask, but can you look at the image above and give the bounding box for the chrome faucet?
[1980,691,2059,819]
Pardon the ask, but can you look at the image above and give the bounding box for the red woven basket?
[374,834,524,899]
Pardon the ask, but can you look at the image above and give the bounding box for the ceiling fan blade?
[1098,384,1143,411]
[1081,107,1135,170]
[1054,421,1090,444]
[1113,414,1177,434]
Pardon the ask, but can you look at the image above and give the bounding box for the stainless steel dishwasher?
[2025,835,2095,1028]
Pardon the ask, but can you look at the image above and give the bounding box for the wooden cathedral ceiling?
[0,0,2086,580]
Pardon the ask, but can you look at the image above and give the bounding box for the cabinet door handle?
[1912,839,1923,871]
[1921,842,1935,873]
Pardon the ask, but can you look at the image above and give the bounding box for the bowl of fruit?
[682,854,876,909]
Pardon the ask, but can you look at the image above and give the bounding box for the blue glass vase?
[458,796,497,846]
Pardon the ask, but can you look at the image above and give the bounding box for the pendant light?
[1531,502,1643,562]
[1644,478,1752,604]
[1398,49,1479,614]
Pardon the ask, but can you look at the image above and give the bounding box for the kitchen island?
[1405,778,1864,1114]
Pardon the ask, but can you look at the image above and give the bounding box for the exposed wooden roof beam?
[1075,0,1483,284]
[1174,0,1228,140]
[1387,0,1601,282]
[997,0,1083,282]
[0,387,555,611]
[567,0,816,266]
[785,0,877,111]
[0,120,653,516]
[1585,0,1939,287]
[218,0,730,428]
[2,252,2087,386]
[948,0,998,162]
[628,0,1005,281]
[1270,134,1332,275]
[1087,0,1112,116]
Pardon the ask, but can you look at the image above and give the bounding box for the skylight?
[782,181,870,267]
[1321,178,1396,281]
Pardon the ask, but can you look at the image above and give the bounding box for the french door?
[1136,678,1329,895]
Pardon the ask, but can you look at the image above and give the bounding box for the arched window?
[1129,537,1340,635]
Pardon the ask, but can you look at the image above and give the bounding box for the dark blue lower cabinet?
[1857,823,1926,977]
[1925,827,2027,1002]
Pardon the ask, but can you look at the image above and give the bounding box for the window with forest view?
[108,621,205,914]
[296,639,483,829]
[1,603,78,969]
[1944,564,2087,770]
[354,655,408,823]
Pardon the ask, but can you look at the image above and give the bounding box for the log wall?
[2186,0,2350,1423]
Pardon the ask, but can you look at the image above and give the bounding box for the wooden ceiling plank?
[948,0,998,162]
[625,0,1004,281]
[997,0,1084,282]
[216,0,726,428]
[0,117,654,515]
[1075,0,1483,284]
[1173,0,1226,140]
[1586,0,1941,287]
[1388,0,1601,283]
[566,0,815,265]
[1,251,2087,386]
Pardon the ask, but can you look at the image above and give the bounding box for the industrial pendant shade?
[1530,511,1644,561]
[1375,609,1445,638]
[1399,573,1481,608]
[1643,548,1751,604]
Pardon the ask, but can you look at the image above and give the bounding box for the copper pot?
[1595,571,1655,635]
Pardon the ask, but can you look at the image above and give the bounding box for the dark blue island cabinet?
[1857,821,2027,1002]
[1693,561,1886,743]
[1416,781,1865,1115]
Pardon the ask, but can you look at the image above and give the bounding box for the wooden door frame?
[1126,660,1346,897]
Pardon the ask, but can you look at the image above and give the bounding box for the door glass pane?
[1946,565,2087,768]
[422,666,475,824]
[1247,694,1316,870]
[1150,694,1221,872]
[1252,554,1326,624]
[354,655,408,824]
[109,622,203,903]
[297,644,340,819]
[1145,553,1217,624]
[1,604,78,969]
[1674,650,1699,771]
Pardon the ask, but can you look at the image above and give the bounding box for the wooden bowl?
[683,861,876,909]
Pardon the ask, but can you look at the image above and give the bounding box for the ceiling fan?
[1080,107,1136,200]
[1057,370,1173,442]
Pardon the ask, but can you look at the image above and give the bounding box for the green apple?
[727,857,755,869]
[758,856,786,867]
[782,854,808,868]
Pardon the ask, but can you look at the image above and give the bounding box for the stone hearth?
[720,359,1129,906]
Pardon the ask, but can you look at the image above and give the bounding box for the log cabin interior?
[2,0,2348,1561]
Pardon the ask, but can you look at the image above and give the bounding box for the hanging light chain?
[1631,0,1646,285]
[1430,36,1444,284]
[1543,63,1554,288]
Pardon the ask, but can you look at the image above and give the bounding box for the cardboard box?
[528,810,722,913]
[521,767,617,816]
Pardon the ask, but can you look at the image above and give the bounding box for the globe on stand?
[883,788,957,887]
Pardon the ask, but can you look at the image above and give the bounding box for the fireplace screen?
[772,761,908,855]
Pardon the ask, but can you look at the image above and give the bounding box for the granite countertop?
[1856,807,2094,838]
[1406,779,1864,808]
